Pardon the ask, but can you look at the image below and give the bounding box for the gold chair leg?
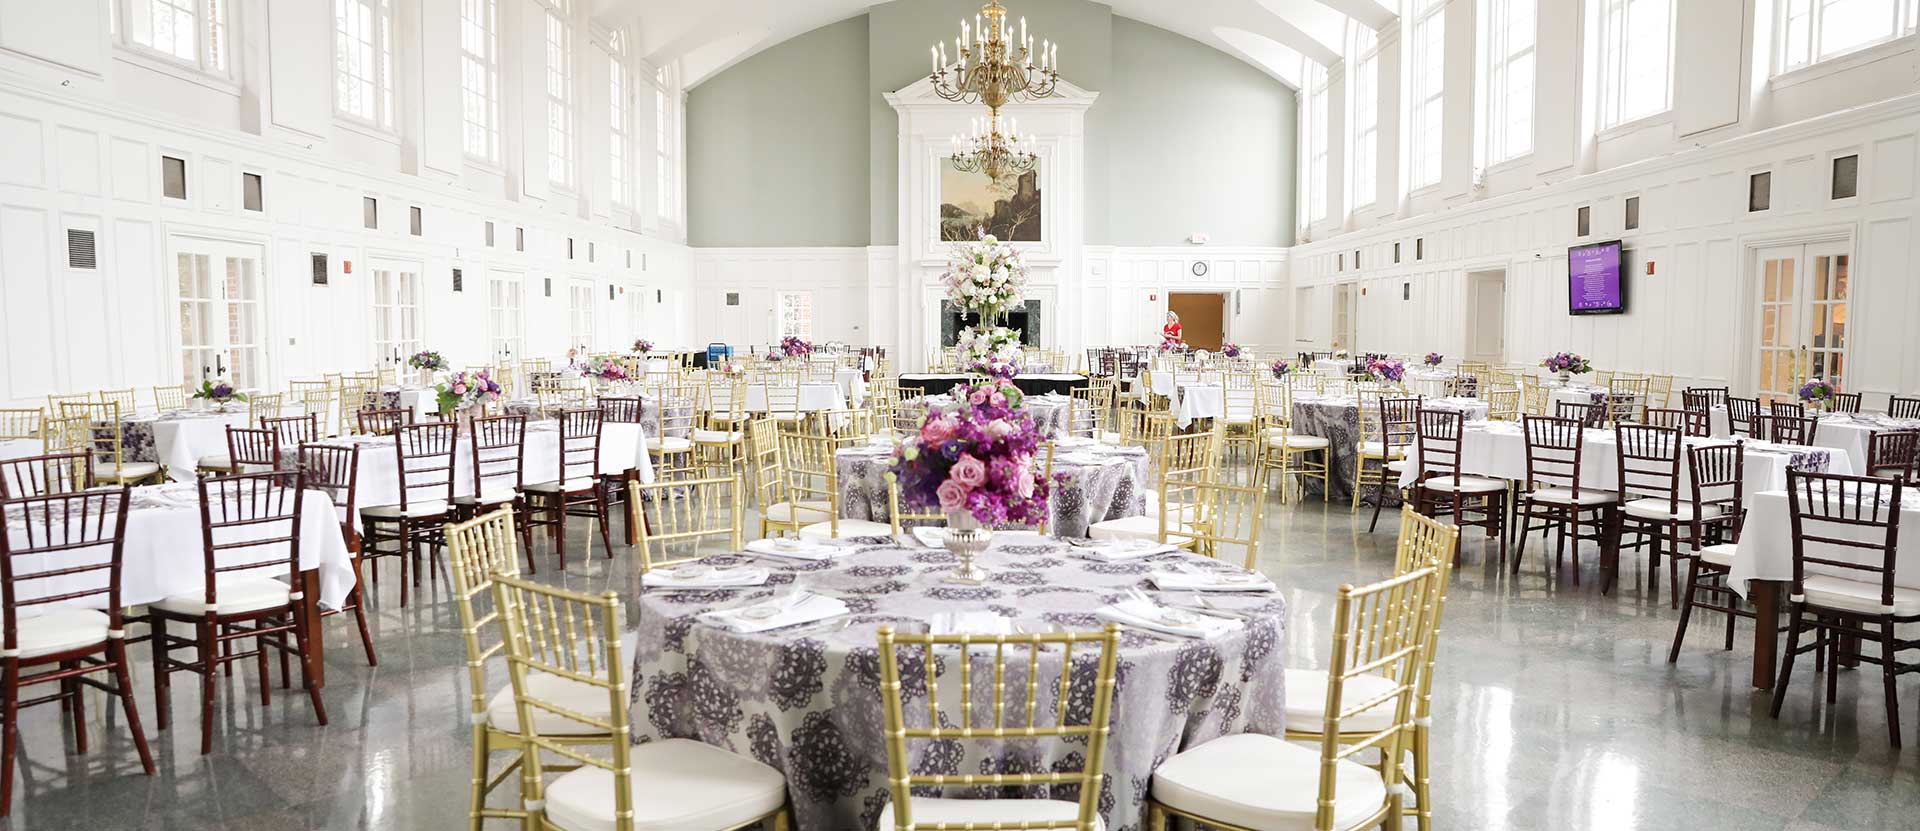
[1413,723,1433,831]
[771,806,792,831]
[469,724,491,830]
[1145,801,1168,831]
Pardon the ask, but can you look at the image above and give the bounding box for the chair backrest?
[1829,392,1862,414]
[249,392,285,422]
[1889,395,1920,420]
[492,574,629,827]
[261,413,320,448]
[0,408,42,441]
[748,416,789,511]
[1641,407,1709,437]
[297,442,359,530]
[1615,424,1683,514]
[1606,376,1648,424]
[705,376,747,427]
[153,385,190,412]
[0,487,132,652]
[1686,442,1746,546]
[1645,374,1675,408]
[1866,429,1920,480]
[596,396,643,424]
[357,406,412,436]
[1182,477,1265,569]
[1683,387,1729,412]
[59,401,126,469]
[1414,408,1466,483]
[469,414,528,497]
[394,422,458,510]
[648,386,700,441]
[1117,408,1173,456]
[875,622,1121,831]
[446,508,522,724]
[1067,385,1105,437]
[1770,400,1805,419]
[1726,397,1761,437]
[1554,400,1601,427]
[0,452,91,498]
[225,426,281,471]
[1520,414,1587,495]
[1786,470,1903,613]
[776,424,839,521]
[554,408,604,486]
[1767,414,1820,446]
[1392,507,1459,730]
[95,388,137,413]
[47,393,91,412]
[630,475,742,573]
[1484,387,1521,421]
[1379,397,1421,454]
[196,471,306,598]
[1521,383,1550,416]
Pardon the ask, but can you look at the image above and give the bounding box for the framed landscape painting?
[938,158,1042,242]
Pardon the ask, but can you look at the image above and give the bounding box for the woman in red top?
[1162,311,1183,344]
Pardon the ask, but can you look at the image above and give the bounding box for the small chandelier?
[951,112,1037,183]
[928,1,1060,110]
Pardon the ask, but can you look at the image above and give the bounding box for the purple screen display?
[1568,242,1623,312]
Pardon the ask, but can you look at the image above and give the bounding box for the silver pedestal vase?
[943,511,991,585]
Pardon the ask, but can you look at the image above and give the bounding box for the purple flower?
[1270,360,1292,379]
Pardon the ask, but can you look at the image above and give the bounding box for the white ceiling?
[594,0,1400,91]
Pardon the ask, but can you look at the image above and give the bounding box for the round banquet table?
[1290,395,1490,502]
[833,441,1148,538]
[903,393,1073,439]
[896,373,1089,398]
[628,536,1287,831]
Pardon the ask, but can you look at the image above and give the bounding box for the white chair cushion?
[770,412,805,422]
[1282,669,1399,734]
[1699,542,1738,569]
[799,519,892,540]
[1088,515,1196,545]
[1097,431,1124,445]
[1355,441,1404,459]
[1798,575,1920,616]
[1152,733,1388,831]
[92,461,161,480]
[1383,459,1409,473]
[1420,475,1506,494]
[1623,498,1725,522]
[692,429,743,444]
[362,500,453,519]
[12,608,111,659]
[1142,492,1210,524]
[764,501,832,524]
[1529,487,1617,506]
[542,738,787,831]
[646,437,695,453]
[196,454,233,469]
[1265,434,1331,451]
[153,574,291,616]
[878,797,1100,831]
[486,670,612,736]
[524,478,598,494]
[456,486,520,506]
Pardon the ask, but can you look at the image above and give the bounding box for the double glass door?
[1753,241,1850,403]
[371,265,422,367]
[172,237,266,390]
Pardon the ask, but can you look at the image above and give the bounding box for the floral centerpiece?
[780,336,812,358]
[1798,378,1837,411]
[1424,353,1444,367]
[1333,349,1349,360]
[408,350,448,385]
[888,379,1052,583]
[191,378,247,410]
[1270,359,1293,379]
[581,359,631,387]
[1540,352,1592,383]
[632,339,654,355]
[1367,357,1406,383]
[435,369,503,424]
[1221,342,1243,359]
[1158,336,1188,353]
[956,326,1022,378]
[719,360,746,376]
[940,233,1029,324]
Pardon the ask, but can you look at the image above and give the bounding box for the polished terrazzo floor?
[4,496,1917,830]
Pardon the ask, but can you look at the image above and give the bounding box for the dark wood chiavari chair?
[1890,395,1920,420]
[1829,392,1862,414]
[1766,414,1820,446]
[0,487,154,815]
[1613,424,1700,606]
[457,415,533,558]
[149,472,328,754]
[1770,400,1805,419]
[261,413,320,449]
[0,452,91,498]
[596,397,648,545]
[359,422,458,607]
[1365,397,1422,533]
[1554,400,1603,427]
[1770,471,1915,747]
[1411,409,1508,565]
[355,406,413,437]
[521,408,613,569]
[1726,396,1762,438]
[295,442,376,666]
[1668,442,1750,662]
[1682,386,1729,412]
[1511,415,1617,581]
[1866,429,1920,480]
[1641,407,1710,437]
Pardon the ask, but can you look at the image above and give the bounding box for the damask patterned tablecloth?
[1290,396,1489,502]
[834,441,1148,538]
[628,536,1287,831]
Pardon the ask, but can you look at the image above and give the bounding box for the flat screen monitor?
[1567,240,1627,315]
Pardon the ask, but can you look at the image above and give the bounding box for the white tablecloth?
[3,484,356,610]
[128,411,253,482]
[377,386,439,422]
[1173,384,1226,428]
[735,383,848,414]
[1732,489,1920,598]
[1708,408,1918,473]
[1312,358,1350,379]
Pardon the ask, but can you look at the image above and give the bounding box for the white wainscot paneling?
[691,248,869,352]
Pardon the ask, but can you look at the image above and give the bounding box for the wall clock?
[1191,261,1208,277]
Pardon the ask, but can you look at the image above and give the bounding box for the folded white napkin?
[1057,453,1104,466]
[642,566,770,590]
[911,526,948,549]
[744,538,845,561]
[1149,565,1276,592]
[929,610,1013,635]
[1095,596,1239,639]
[698,591,850,633]
[1072,540,1177,562]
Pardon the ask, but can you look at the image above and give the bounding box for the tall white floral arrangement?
[941,233,1029,323]
[955,325,1022,377]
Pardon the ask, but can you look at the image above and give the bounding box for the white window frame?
[371,264,424,368]
[1348,25,1380,210]
[1407,0,1446,190]
[1480,0,1536,165]
[460,0,500,163]
[1595,0,1676,130]
[116,0,230,77]
[1305,62,1331,223]
[333,0,396,130]
[544,0,575,189]
[655,64,680,225]
[1775,0,1920,75]
[607,31,630,208]
[489,273,524,365]
[777,291,815,341]
[568,280,596,352]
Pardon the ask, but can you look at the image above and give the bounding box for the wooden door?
[1168,292,1226,351]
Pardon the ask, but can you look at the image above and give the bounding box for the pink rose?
[951,454,988,488]
[920,417,955,444]
[452,383,468,395]
[968,388,990,406]
[1014,460,1035,498]
[936,480,969,512]
[984,419,1014,440]
[989,392,1007,408]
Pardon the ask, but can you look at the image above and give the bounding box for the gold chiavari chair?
[287,378,330,415]
[1179,476,1266,568]
[1485,386,1521,421]
[1147,565,1442,831]
[1646,373,1675,409]
[374,366,397,386]
[1522,382,1550,416]
[0,408,42,443]
[96,388,138,413]
[876,623,1120,830]
[47,393,90,413]
[1112,408,1174,458]
[630,474,743,573]
[1593,369,1615,388]
[59,401,160,485]
[752,416,827,538]
[762,379,803,425]
[298,387,336,436]
[644,384,700,479]
[1092,428,1219,545]
[1221,370,1262,462]
[694,377,748,478]
[885,479,948,537]
[152,384,190,412]
[780,423,891,540]
[494,573,792,831]
[1350,391,1403,511]
[248,391,284,422]
[446,509,614,830]
[1260,381,1331,503]
[538,382,591,416]
[337,380,376,435]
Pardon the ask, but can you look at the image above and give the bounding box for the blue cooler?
[706,342,733,364]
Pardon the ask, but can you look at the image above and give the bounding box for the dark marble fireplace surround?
[939,299,1042,346]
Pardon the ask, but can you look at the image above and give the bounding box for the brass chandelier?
[929,0,1060,183]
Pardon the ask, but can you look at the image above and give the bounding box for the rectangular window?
[544,0,574,188]
[242,172,262,211]
[1481,0,1536,164]
[334,0,395,128]
[161,155,187,199]
[1832,154,1860,199]
[1394,242,1402,263]
[516,226,525,251]
[490,275,524,362]
[655,65,677,221]
[1408,0,1446,189]
[1577,205,1591,236]
[1750,171,1773,212]
[460,0,501,161]
[607,31,629,207]
[1305,62,1330,222]
[777,291,814,340]
[409,205,422,236]
[1625,195,1640,229]
[1597,0,1676,128]
[363,196,378,230]
[485,220,495,247]
[371,266,422,363]
[1777,0,1919,74]
[122,0,228,75]
[1349,26,1380,209]
[569,281,595,351]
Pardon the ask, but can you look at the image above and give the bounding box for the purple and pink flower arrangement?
[632,339,654,354]
[191,379,247,403]
[582,359,630,382]
[888,379,1052,528]
[1540,352,1592,375]
[407,350,448,371]
[1221,342,1243,358]
[435,369,503,414]
[1424,353,1444,366]
[1270,359,1292,379]
[1797,378,1837,402]
[1367,357,1406,383]
[780,336,812,357]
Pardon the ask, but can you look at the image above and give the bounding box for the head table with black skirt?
[895,373,1089,398]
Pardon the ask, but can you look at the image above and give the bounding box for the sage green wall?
[1105,18,1296,246]
[685,16,870,247]
[686,1,1295,248]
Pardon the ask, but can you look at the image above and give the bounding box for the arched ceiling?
[593,0,1400,91]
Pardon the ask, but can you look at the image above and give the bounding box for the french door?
[171,237,267,390]
[1332,283,1357,351]
[371,264,423,367]
[569,280,596,353]
[490,273,525,365]
[1753,241,1851,403]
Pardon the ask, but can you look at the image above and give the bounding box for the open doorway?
[1466,270,1506,365]
[1332,284,1357,352]
[1168,292,1227,351]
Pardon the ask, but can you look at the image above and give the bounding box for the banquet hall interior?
[3,0,1920,829]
